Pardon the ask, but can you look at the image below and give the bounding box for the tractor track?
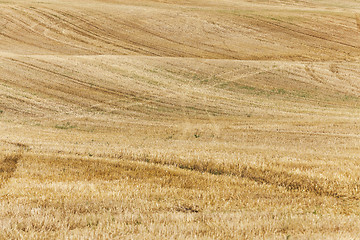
[246,15,359,50]
[1,56,227,116]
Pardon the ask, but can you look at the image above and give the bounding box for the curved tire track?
[246,15,359,50]
[116,151,360,201]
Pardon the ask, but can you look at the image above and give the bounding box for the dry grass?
[0,154,20,188]
[1,0,360,239]
[1,154,360,239]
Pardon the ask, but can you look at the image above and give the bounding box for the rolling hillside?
[1,0,360,239]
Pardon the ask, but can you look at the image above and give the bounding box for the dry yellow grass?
[1,0,360,239]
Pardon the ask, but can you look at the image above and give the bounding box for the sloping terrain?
[1,0,360,59]
[1,0,360,239]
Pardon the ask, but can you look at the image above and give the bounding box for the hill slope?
[1,0,360,239]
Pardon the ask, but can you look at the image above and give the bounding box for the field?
[1,0,360,239]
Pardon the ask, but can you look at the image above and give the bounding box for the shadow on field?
[0,154,21,188]
[115,152,360,201]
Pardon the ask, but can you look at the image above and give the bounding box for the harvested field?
[1,0,360,239]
